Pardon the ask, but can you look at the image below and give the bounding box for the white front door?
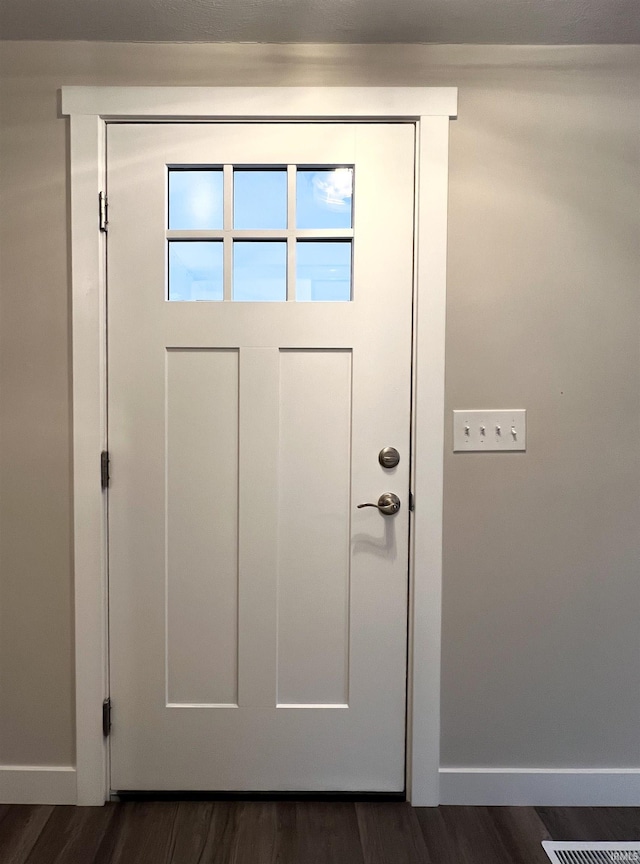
[107,122,415,792]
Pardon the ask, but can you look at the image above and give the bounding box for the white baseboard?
[440,768,640,806]
[0,766,76,805]
[3,763,639,807]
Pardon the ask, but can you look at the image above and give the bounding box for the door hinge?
[100,450,110,490]
[102,698,112,737]
[99,191,108,232]
[409,490,415,512]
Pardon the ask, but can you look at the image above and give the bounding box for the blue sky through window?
[169,241,223,301]
[296,241,352,301]
[297,169,353,229]
[169,170,223,230]
[233,241,287,301]
[234,170,287,229]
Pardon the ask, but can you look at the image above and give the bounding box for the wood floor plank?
[417,805,535,864]
[277,802,365,864]
[224,802,277,864]
[197,801,278,864]
[191,802,239,864]
[274,801,297,863]
[0,806,53,864]
[94,801,179,864]
[1,802,638,864]
[482,807,551,864]
[356,802,433,864]
[164,802,217,863]
[415,807,461,864]
[536,806,640,842]
[418,806,493,864]
[23,805,117,864]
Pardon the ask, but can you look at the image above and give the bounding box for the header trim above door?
[62,85,455,808]
[62,86,457,120]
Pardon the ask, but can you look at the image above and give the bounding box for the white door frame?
[62,86,457,807]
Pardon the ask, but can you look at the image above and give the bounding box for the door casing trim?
[62,86,457,806]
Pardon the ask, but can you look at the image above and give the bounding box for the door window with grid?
[167,166,353,302]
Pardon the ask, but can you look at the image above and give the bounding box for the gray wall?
[0,42,639,769]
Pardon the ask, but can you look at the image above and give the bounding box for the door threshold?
[113,790,406,803]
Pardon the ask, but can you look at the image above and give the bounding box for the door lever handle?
[357,492,401,516]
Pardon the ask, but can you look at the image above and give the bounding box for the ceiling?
[0,0,638,43]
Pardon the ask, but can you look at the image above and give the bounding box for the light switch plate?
[453,409,526,452]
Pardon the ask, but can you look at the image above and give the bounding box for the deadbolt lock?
[378,447,400,469]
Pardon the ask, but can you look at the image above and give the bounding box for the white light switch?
[453,409,526,452]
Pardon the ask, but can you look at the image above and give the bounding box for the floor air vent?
[543,842,640,863]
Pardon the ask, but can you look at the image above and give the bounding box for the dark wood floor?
[0,801,639,864]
